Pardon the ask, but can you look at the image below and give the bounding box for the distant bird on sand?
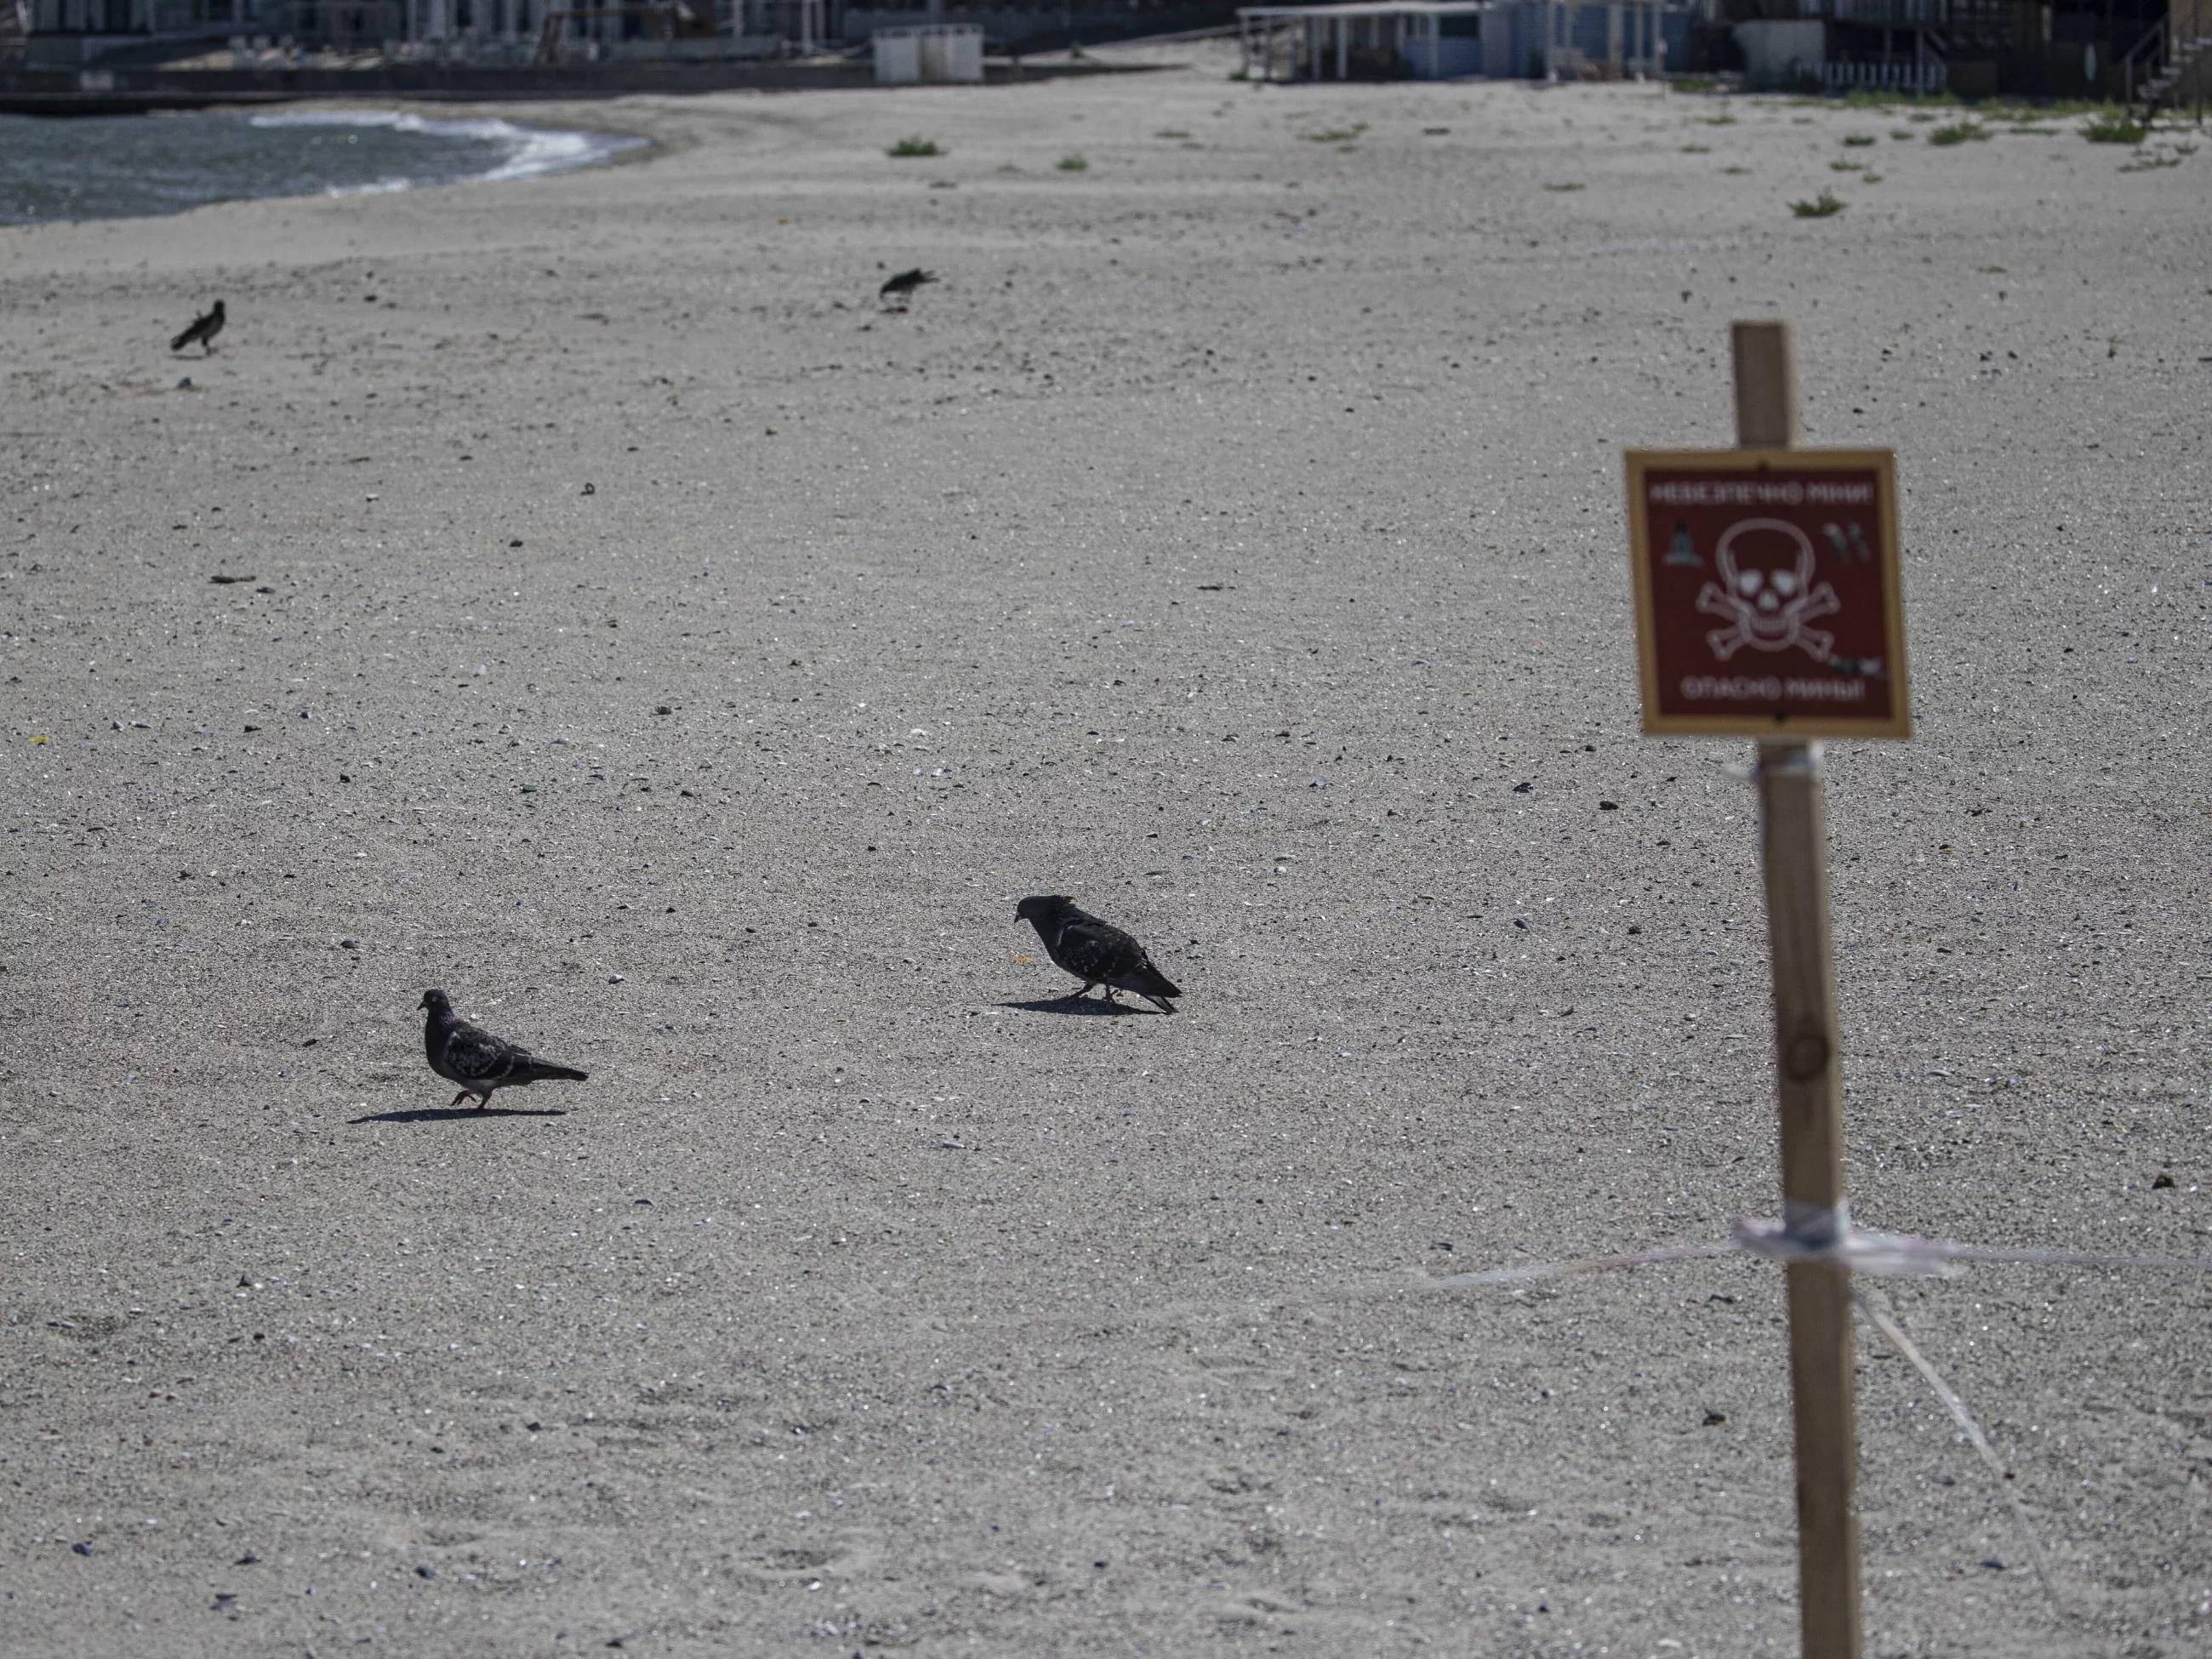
[419,989,588,1109]
[879,268,937,304]
[1016,895,1180,1013]
[170,300,225,355]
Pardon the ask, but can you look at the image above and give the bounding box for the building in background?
[1237,0,1685,80]
[1726,0,2195,100]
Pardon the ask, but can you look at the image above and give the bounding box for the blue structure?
[1239,0,1690,81]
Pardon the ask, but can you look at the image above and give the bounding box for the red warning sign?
[1624,448,1911,739]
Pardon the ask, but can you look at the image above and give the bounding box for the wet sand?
[3,50,2209,1656]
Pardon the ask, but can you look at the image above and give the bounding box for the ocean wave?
[248,109,644,186]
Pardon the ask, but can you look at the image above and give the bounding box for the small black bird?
[170,300,225,355]
[419,989,588,1109]
[1016,895,1180,1013]
[879,268,937,303]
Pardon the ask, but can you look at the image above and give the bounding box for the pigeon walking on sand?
[419,989,588,1109]
[1016,895,1180,1013]
[879,268,937,305]
[170,300,225,355]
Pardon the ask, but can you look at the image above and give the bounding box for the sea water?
[0,107,642,225]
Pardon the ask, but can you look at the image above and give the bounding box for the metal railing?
[2120,14,2163,105]
[1821,55,1943,91]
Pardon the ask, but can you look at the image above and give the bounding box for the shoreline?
[0,54,1164,117]
[0,105,655,227]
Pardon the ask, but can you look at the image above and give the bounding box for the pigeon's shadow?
[1000,996,1152,1018]
[348,1106,570,1125]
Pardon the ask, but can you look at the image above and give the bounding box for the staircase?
[2135,29,2212,117]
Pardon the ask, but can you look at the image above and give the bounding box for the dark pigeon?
[1016,894,1180,1013]
[419,989,587,1109]
[171,300,225,355]
[879,268,937,302]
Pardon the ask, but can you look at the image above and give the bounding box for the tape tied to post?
[1433,1207,2212,1291]
[1732,1208,1969,1279]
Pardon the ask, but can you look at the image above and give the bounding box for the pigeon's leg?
[1063,983,1095,1003]
[448,1089,474,1108]
[1100,986,1122,1005]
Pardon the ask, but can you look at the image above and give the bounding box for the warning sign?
[1624,448,1911,739]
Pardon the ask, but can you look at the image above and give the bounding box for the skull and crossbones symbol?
[1696,518,1841,663]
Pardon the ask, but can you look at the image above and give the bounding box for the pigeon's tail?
[169,326,197,351]
[519,1061,588,1084]
[1126,965,1180,1001]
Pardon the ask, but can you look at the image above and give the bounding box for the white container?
[874,21,982,83]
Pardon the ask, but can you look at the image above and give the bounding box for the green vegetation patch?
[1927,120,1992,145]
[1791,188,1847,217]
[888,135,944,157]
[2082,111,2148,144]
[1057,152,1089,171]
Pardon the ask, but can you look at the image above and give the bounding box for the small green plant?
[1154,128,1190,139]
[1890,128,1916,140]
[2083,111,2148,144]
[1681,142,1711,153]
[1830,160,1863,172]
[1300,123,1368,143]
[1842,133,1876,146]
[1673,75,1719,93]
[888,135,943,157]
[1544,180,1585,191]
[1791,188,1847,217]
[1928,120,1992,145]
[1057,152,1089,171]
[928,180,957,189]
[1721,164,1751,174]
[1705,111,1738,126]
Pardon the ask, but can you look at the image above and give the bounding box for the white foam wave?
[249,108,642,187]
[327,175,417,197]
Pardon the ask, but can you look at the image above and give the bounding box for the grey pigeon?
[171,300,225,355]
[879,268,937,303]
[419,989,587,1109]
[1016,895,1180,1013]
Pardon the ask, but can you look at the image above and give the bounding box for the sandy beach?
[3,49,2209,1656]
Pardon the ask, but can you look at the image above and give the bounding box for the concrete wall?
[1734,17,1821,87]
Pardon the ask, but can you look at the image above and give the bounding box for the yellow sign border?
[1624,447,1912,740]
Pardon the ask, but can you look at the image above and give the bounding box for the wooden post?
[1734,319,1863,1659]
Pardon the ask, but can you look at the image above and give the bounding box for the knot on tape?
[1733,1208,1969,1279]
